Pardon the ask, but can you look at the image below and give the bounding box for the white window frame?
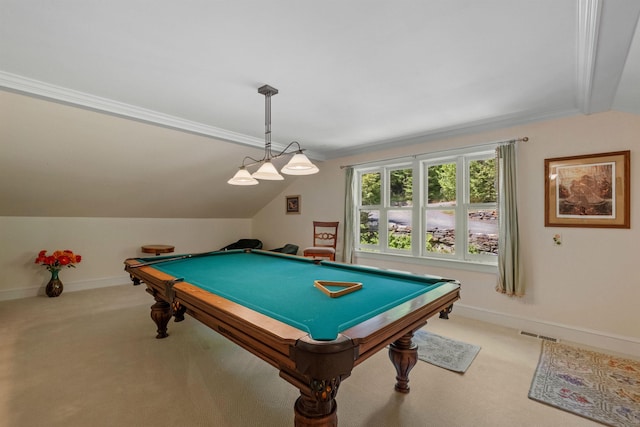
[357,168,382,253]
[463,152,499,263]
[357,161,415,254]
[354,146,498,271]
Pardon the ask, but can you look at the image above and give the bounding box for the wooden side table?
[141,244,175,256]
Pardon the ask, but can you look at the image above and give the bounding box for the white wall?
[252,166,345,255]
[0,217,252,299]
[253,111,640,356]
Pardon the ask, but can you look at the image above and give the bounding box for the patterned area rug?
[529,341,640,427]
[413,330,480,373]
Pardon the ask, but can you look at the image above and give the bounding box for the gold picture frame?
[544,151,630,228]
[286,195,300,214]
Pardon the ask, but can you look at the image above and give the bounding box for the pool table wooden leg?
[293,377,339,427]
[172,301,187,322]
[150,297,171,339]
[439,304,454,319]
[388,332,418,393]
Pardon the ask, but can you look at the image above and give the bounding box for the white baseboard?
[453,303,640,357]
[0,275,131,301]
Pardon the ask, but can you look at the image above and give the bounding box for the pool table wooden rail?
[346,281,460,367]
[124,256,460,427]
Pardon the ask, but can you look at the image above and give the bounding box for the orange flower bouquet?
[35,250,82,297]
[35,249,82,272]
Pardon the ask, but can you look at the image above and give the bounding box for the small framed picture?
[544,150,630,228]
[286,195,301,214]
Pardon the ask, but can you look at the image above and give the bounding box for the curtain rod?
[340,136,529,169]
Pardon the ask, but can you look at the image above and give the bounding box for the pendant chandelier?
[227,85,319,185]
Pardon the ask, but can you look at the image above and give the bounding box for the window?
[359,166,413,254]
[356,148,498,265]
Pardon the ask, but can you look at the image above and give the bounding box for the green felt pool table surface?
[145,249,451,341]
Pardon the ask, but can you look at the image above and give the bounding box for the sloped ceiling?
[1,1,639,218]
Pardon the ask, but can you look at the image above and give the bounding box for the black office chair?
[219,239,263,251]
[270,244,299,255]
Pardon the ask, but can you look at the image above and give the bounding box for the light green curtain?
[496,143,524,296]
[343,167,356,264]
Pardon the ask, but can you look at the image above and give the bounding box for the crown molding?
[0,71,267,148]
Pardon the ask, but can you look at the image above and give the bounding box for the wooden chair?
[303,221,339,261]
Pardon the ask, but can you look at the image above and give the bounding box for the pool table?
[124,249,460,426]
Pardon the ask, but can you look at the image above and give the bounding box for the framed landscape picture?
[286,195,300,214]
[544,151,630,228]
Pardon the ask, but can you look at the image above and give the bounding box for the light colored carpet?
[0,285,606,426]
[413,330,481,373]
[529,340,640,427]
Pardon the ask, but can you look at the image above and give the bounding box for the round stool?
[141,244,175,256]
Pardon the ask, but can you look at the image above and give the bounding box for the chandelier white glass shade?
[252,160,283,180]
[226,167,258,185]
[280,153,320,175]
[227,85,319,186]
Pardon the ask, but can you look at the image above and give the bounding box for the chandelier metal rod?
[258,84,278,162]
[264,88,273,160]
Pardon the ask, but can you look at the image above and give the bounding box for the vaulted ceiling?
[1,1,639,218]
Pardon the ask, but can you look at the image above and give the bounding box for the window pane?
[468,209,498,255]
[359,210,379,246]
[388,210,412,250]
[389,169,413,207]
[427,163,456,205]
[425,210,455,254]
[361,172,381,206]
[469,158,496,203]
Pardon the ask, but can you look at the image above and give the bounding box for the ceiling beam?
[577,0,640,114]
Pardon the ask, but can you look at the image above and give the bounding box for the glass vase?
[45,269,63,297]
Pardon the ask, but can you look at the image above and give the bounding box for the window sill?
[353,250,498,274]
